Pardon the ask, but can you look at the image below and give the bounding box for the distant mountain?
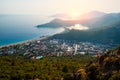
[37,11,120,45]
[37,11,106,28]
[37,11,120,29]
[81,13,120,29]
[78,11,106,20]
[49,11,106,20]
[37,19,70,28]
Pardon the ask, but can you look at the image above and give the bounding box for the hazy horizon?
[0,0,120,16]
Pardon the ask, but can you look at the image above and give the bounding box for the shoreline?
[0,36,49,48]
[0,28,66,48]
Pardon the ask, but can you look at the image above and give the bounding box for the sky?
[0,0,120,16]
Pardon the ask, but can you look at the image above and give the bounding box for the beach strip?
[0,36,49,48]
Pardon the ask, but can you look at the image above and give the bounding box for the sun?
[68,12,80,20]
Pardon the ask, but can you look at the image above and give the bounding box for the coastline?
[0,36,49,48]
[0,27,65,48]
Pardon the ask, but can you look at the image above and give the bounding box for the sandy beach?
[0,36,48,48]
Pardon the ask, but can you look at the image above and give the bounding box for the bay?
[0,15,64,46]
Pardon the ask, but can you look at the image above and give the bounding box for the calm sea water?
[0,15,64,46]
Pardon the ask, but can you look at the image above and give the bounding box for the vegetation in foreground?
[69,46,120,80]
[0,55,91,80]
[0,46,120,80]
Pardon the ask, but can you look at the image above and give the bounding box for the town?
[0,37,110,59]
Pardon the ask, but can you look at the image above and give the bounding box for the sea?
[0,15,64,46]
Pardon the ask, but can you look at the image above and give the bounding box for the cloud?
[67,24,89,30]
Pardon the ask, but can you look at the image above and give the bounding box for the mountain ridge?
[37,11,120,45]
[78,10,107,20]
[37,11,120,29]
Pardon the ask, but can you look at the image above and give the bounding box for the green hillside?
[51,21,120,45]
[68,46,120,80]
[0,55,91,80]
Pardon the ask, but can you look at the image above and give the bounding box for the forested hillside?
[0,55,91,80]
[68,46,120,80]
[51,21,120,45]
